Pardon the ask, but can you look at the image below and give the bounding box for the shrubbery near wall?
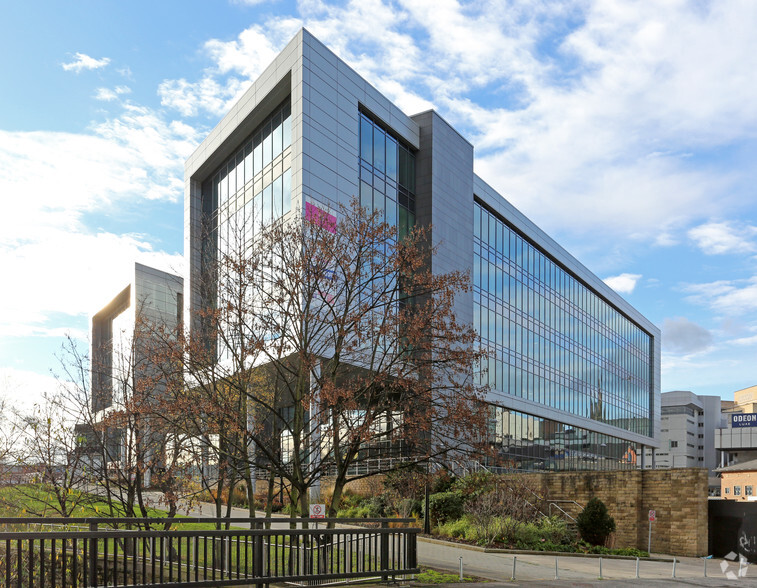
[576,497,616,546]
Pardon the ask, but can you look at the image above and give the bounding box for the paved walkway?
[152,497,757,585]
[416,538,757,586]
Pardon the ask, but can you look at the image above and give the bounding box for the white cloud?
[0,104,197,338]
[94,86,131,102]
[662,317,713,355]
[685,276,757,316]
[62,52,111,73]
[158,0,757,248]
[159,77,247,117]
[230,0,271,7]
[0,367,61,414]
[688,221,757,255]
[0,108,199,244]
[732,334,757,346]
[603,273,642,294]
[159,20,302,118]
[0,230,184,339]
[472,1,757,238]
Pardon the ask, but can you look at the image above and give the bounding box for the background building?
[87,262,183,483]
[723,385,757,415]
[716,385,757,470]
[642,390,722,493]
[184,29,661,472]
[718,458,757,500]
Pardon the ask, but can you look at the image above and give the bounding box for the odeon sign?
[732,413,757,428]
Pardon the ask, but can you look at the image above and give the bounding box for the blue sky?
[2,0,757,409]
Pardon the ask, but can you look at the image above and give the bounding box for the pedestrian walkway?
[155,497,756,586]
[417,536,757,586]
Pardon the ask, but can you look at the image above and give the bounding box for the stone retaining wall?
[519,468,708,557]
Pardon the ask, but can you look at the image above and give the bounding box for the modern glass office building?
[86,263,183,483]
[184,29,661,471]
[91,263,184,415]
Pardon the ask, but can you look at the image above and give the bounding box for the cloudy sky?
[2,0,756,409]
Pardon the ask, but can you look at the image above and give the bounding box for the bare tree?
[6,391,90,517]
[56,316,195,526]
[0,390,22,486]
[169,198,489,521]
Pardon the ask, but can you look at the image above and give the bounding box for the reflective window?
[486,405,641,472]
[358,112,415,233]
[473,201,653,439]
[201,98,293,274]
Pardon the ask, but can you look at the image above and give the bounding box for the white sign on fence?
[309,504,326,519]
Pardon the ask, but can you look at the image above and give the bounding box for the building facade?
[724,385,757,415]
[718,458,757,500]
[88,262,183,482]
[642,391,722,493]
[716,386,757,470]
[184,29,661,472]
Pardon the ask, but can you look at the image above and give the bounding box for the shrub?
[537,516,575,545]
[339,489,365,507]
[426,491,463,525]
[436,516,472,539]
[612,547,649,557]
[338,504,372,518]
[397,497,422,518]
[496,517,522,545]
[576,497,616,546]
[383,467,426,501]
[532,540,575,552]
[365,495,388,517]
[465,491,505,545]
[514,521,540,548]
[452,472,497,503]
[431,471,456,494]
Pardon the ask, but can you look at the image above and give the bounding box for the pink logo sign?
[305,202,336,233]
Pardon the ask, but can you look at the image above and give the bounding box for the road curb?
[418,535,674,562]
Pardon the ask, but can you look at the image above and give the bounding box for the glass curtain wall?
[358,111,415,238]
[199,99,292,360]
[201,99,293,270]
[473,200,653,469]
[488,405,641,471]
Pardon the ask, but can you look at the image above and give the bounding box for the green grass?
[415,567,476,584]
[0,484,240,531]
[0,484,115,519]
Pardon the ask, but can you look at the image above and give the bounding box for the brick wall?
[513,468,708,557]
[720,470,757,499]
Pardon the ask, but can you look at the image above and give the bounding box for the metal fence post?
[672,557,677,578]
[459,556,463,581]
[407,530,417,570]
[88,522,98,587]
[252,533,263,581]
[636,557,640,578]
[511,556,517,581]
[380,521,389,582]
[598,556,603,580]
[554,557,559,580]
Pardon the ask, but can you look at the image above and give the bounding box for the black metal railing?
[0,517,419,587]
